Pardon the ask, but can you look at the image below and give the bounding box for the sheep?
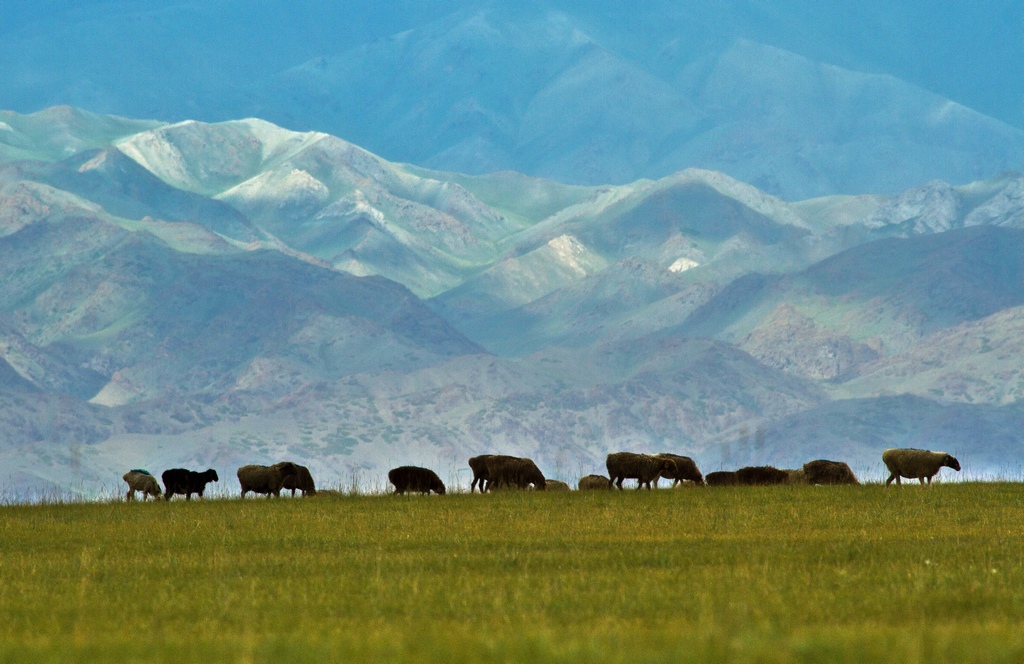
[606,452,678,490]
[882,448,961,487]
[122,469,162,501]
[705,471,738,486]
[545,479,571,491]
[237,462,300,498]
[578,474,611,490]
[388,466,446,495]
[161,468,219,500]
[468,454,516,493]
[786,468,807,484]
[280,463,316,496]
[652,453,704,486]
[485,456,546,491]
[801,460,859,485]
[735,466,790,485]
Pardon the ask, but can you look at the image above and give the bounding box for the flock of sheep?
[121,448,962,501]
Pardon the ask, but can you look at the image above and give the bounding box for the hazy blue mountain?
[2,109,1024,495]
[1,2,1021,199]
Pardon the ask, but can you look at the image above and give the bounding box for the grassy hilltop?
[2,485,1024,663]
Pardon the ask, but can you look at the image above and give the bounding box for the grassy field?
[2,484,1024,663]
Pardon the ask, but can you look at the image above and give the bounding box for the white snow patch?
[668,257,701,273]
[546,234,591,275]
[77,150,110,173]
[0,121,13,132]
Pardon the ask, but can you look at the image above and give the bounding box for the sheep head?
[944,455,961,472]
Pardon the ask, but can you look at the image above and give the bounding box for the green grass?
[3,484,1024,662]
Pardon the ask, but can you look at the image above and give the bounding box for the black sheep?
[485,456,546,491]
[388,466,446,495]
[705,471,738,486]
[281,463,317,496]
[735,465,790,486]
[162,468,219,500]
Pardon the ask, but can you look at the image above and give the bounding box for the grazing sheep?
[652,453,704,486]
[606,452,678,490]
[545,480,571,491]
[882,448,961,487]
[388,466,446,495]
[485,456,546,491]
[735,466,790,485]
[469,454,516,493]
[280,463,316,496]
[123,470,162,501]
[161,468,219,501]
[237,462,300,498]
[705,471,738,486]
[801,460,859,485]
[578,475,611,490]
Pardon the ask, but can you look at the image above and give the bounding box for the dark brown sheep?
[606,452,677,490]
[162,468,219,500]
[388,466,446,495]
[545,479,570,491]
[735,466,790,485]
[485,456,546,491]
[280,463,316,496]
[578,474,611,490]
[237,462,299,498]
[469,454,517,493]
[801,459,859,485]
[705,471,738,486]
[652,453,704,486]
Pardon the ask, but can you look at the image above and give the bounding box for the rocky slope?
[2,109,1024,494]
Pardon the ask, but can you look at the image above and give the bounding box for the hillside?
[2,109,1024,494]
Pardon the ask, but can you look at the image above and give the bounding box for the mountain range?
[2,2,1022,200]
[2,106,1024,496]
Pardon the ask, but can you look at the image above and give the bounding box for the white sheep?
[882,448,961,487]
[122,470,162,501]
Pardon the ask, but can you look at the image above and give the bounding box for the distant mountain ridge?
[2,2,1023,199]
[2,108,1024,495]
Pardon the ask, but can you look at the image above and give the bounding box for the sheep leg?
[126,489,134,502]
